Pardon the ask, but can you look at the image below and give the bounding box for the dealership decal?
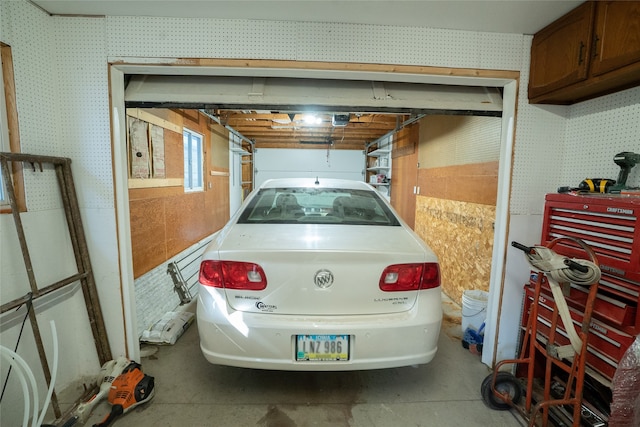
[256,301,278,312]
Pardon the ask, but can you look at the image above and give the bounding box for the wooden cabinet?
[529,2,595,100]
[529,1,640,104]
[590,1,640,76]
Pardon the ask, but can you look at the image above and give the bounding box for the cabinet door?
[590,1,640,77]
[528,2,595,99]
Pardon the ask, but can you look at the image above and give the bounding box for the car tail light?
[199,260,267,290]
[379,263,440,292]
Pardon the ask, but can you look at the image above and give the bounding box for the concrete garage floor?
[69,295,524,427]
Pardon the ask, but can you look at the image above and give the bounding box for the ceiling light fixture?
[303,114,322,125]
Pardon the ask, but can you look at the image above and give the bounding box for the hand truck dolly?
[481,237,601,427]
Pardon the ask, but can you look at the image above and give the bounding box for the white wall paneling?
[106,17,525,71]
[54,17,113,210]
[419,115,502,168]
[509,36,569,216]
[482,80,517,367]
[563,87,640,189]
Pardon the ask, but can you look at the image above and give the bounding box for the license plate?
[296,334,349,361]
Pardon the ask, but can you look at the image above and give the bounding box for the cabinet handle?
[578,41,585,65]
[592,35,600,58]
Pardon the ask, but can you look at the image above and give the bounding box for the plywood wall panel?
[418,161,499,205]
[390,125,418,227]
[205,174,230,232]
[415,196,496,304]
[164,193,208,259]
[209,124,230,169]
[128,186,183,201]
[130,198,167,278]
[163,129,183,179]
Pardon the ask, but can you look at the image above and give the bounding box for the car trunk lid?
[214,224,436,315]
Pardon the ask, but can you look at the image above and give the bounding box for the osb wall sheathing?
[415,196,496,304]
[414,115,501,304]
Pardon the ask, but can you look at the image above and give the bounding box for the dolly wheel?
[481,372,522,410]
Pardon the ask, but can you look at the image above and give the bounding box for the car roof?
[259,178,374,191]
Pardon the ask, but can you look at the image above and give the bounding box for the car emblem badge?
[314,269,334,289]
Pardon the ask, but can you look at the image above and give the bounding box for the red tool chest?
[540,193,640,334]
[520,193,640,384]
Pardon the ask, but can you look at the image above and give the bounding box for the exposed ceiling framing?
[214,110,407,150]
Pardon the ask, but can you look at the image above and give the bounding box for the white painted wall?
[254,148,364,188]
[1,1,639,424]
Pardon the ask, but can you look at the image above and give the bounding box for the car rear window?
[237,187,401,226]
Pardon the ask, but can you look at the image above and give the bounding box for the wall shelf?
[365,138,392,200]
[231,147,251,155]
[367,148,390,157]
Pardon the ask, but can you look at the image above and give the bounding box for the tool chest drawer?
[542,193,640,335]
[523,285,635,381]
[542,193,640,282]
[530,272,638,332]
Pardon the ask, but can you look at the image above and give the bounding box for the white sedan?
[197,178,442,370]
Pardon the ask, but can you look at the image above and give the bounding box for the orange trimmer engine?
[93,362,155,427]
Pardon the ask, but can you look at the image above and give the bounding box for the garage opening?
[110,64,516,366]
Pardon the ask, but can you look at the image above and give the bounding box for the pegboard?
[563,86,640,188]
[1,0,62,211]
[106,16,524,71]
[106,17,299,59]
[53,17,114,210]
[294,23,524,70]
[418,115,501,169]
[509,36,570,215]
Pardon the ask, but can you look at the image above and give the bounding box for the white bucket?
[461,289,489,333]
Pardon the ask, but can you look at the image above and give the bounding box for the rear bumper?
[196,287,442,371]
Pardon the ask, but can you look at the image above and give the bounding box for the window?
[238,187,400,226]
[183,128,203,192]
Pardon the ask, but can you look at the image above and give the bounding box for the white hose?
[524,245,601,356]
[0,345,39,427]
[0,347,30,427]
[36,320,58,427]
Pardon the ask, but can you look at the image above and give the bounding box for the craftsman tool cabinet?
[540,193,640,334]
[517,193,640,426]
[522,193,640,383]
